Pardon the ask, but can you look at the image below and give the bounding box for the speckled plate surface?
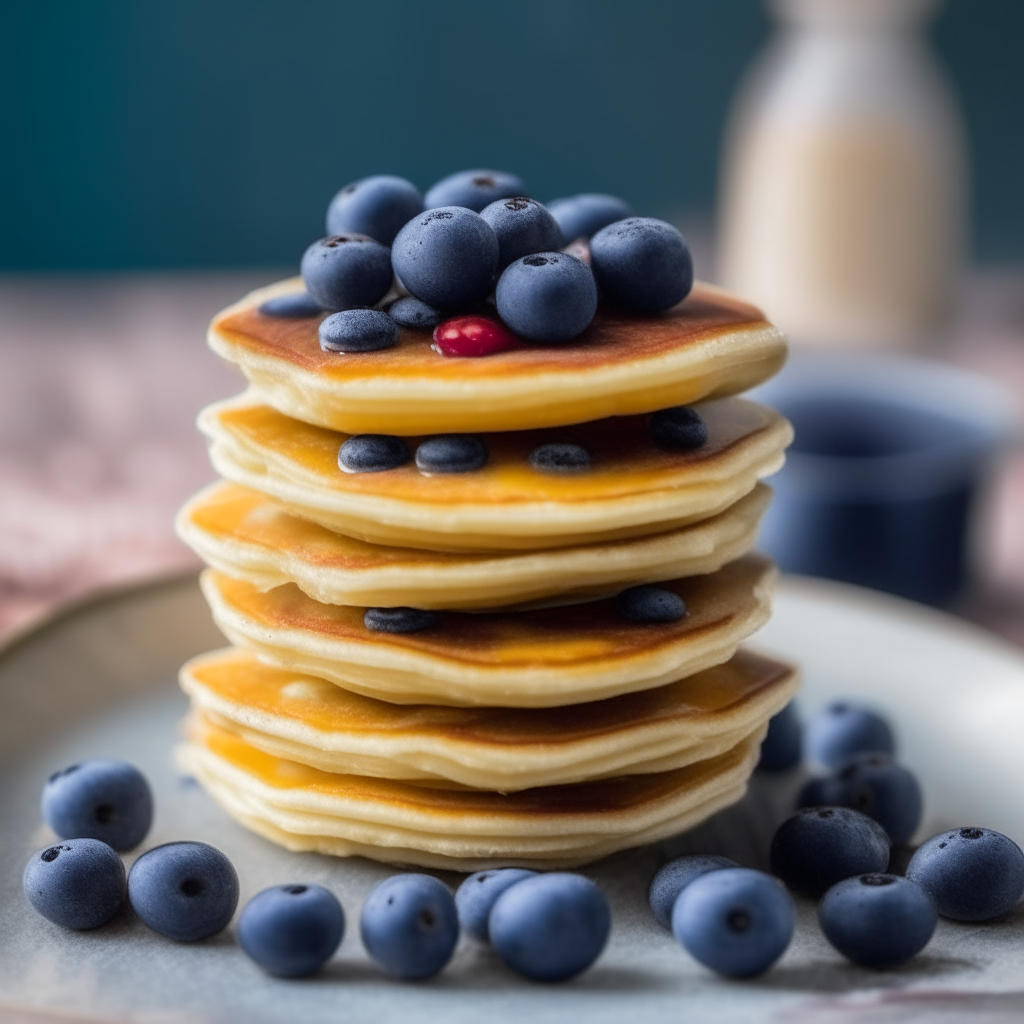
[2,573,1024,1023]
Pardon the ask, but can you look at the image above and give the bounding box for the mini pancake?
[199,393,791,552]
[199,554,776,707]
[177,717,763,871]
[176,480,771,610]
[180,646,798,790]
[208,277,787,436]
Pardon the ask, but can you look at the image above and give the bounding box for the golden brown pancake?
[177,716,763,870]
[199,393,791,552]
[199,554,776,707]
[176,480,770,610]
[208,278,787,436]
[181,646,797,789]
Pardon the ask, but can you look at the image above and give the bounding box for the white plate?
[1,574,1024,1023]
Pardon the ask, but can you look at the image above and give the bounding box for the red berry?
[433,316,520,357]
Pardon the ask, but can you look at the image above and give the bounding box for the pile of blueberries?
[24,699,1024,983]
[23,760,609,981]
[260,168,694,352]
[648,699,1024,977]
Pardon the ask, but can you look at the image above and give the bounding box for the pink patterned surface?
[0,273,273,636]
[0,270,1022,643]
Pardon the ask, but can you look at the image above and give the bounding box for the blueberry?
[424,169,526,213]
[339,434,410,473]
[391,207,499,310]
[415,435,488,474]
[819,874,936,968]
[546,193,634,245]
[42,759,153,852]
[23,839,125,930]
[495,252,597,342]
[363,607,438,633]
[326,174,424,246]
[906,827,1024,921]
[805,702,895,769]
[238,883,345,978]
[798,753,922,845]
[590,217,693,312]
[359,873,459,980]
[455,868,535,942]
[649,406,708,451]
[648,854,737,929]
[480,197,563,269]
[614,586,686,624]
[756,702,803,773]
[489,873,610,982]
[387,296,444,330]
[319,309,398,353]
[770,807,890,898]
[300,234,394,312]
[258,292,323,318]
[528,443,591,473]
[128,841,239,941]
[672,868,794,978]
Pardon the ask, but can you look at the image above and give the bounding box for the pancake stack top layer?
[177,175,796,870]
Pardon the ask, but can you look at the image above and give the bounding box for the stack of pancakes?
[176,277,797,871]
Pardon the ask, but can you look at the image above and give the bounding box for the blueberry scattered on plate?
[799,752,922,845]
[756,701,803,773]
[301,234,394,312]
[770,806,890,898]
[906,827,1024,921]
[238,883,345,977]
[488,872,611,982]
[648,854,737,929]
[819,874,936,968]
[455,868,535,942]
[805,701,895,769]
[360,873,459,980]
[42,759,153,851]
[672,868,794,978]
[326,174,424,247]
[590,217,693,312]
[128,841,239,941]
[23,839,126,930]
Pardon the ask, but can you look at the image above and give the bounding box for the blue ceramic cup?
[752,355,1015,607]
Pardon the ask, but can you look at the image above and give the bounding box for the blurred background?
[1,0,1022,637]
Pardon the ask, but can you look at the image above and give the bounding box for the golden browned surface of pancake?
[208,278,787,435]
[199,393,791,552]
[181,646,797,789]
[177,716,763,870]
[199,554,776,707]
[177,480,770,609]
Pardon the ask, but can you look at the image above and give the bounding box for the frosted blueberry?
[326,174,423,246]
[23,839,125,930]
[42,759,152,851]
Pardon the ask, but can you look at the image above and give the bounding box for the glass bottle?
[717,0,967,350]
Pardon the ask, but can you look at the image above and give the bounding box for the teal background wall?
[1,0,1021,270]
